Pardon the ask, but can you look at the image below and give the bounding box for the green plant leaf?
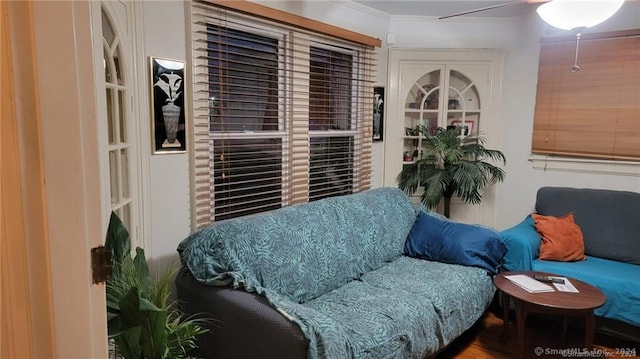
[105,212,208,359]
[105,211,131,278]
[117,287,168,359]
[398,126,506,217]
[117,325,142,359]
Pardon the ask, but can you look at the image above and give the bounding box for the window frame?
[307,41,360,201]
[189,2,375,228]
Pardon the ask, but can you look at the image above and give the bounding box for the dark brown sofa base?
[595,317,640,344]
[496,294,640,344]
[175,267,308,359]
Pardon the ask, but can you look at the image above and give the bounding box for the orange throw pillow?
[531,213,586,262]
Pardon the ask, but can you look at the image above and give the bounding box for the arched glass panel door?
[102,7,134,232]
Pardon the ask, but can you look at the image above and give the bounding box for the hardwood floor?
[437,307,639,358]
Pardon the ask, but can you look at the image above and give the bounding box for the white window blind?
[190,2,374,228]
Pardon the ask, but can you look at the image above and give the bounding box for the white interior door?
[29,1,108,357]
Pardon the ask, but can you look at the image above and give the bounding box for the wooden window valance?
[202,0,382,48]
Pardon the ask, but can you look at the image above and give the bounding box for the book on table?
[550,277,579,293]
[504,274,554,293]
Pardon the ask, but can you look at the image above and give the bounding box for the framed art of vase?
[150,56,186,154]
[373,86,384,141]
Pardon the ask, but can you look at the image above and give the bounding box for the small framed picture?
[373,86,384,141]
[150,57,186,154]
[450,120,475,135]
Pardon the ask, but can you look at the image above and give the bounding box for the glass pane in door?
[407,71,440,110]
[447,70,481,134]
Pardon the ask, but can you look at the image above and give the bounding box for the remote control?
[533,275,565,284]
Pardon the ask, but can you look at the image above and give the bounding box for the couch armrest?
[500,215,541,271]
[175,267,308,359]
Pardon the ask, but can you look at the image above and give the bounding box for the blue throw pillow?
[404,210,508,274]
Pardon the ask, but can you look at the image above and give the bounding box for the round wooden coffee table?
[493,271,606,358]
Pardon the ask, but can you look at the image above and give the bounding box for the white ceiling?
[350,0,541,18]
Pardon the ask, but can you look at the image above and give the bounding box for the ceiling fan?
[439,0,629,71]
[438,0,633,22]
[438,0,548,20]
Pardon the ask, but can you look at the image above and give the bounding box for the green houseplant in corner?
[105,212,208,359]
[398,126,506,218]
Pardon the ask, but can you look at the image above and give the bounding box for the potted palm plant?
[398,126,506,218]
[105,212,208,359]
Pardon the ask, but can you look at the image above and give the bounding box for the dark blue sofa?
[500,187,640,342]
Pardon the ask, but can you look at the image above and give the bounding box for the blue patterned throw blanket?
[178,188,495,359]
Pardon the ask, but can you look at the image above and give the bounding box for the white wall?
[143,1,191,269]
[489,4,640,229]
[378,4,640,229]
[139,1,640,265]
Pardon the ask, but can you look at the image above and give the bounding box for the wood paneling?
[1,1,34,356]
[1,1,58,357]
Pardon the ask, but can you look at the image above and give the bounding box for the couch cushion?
[177,187,417,303]
[404,211,507,274]
[302,256,495,358]
[532,212,585,262]
[532,256,640,327]
[536,187,640,264]
[501,215,541,271]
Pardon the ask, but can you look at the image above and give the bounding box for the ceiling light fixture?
[536,0,625,71]
[536,0,625,31]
